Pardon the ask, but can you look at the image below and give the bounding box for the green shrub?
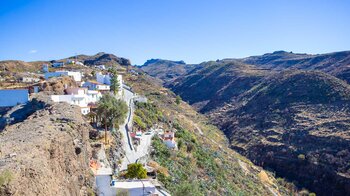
[175,95,181,105]
[133,102,164,129]
[133,116,147,130]
[298,154,306,161]
[0,170,13,186]
[125,163,147,179]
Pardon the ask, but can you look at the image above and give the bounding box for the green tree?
[109,68,120,95]
[298,154,306,161]
[97,94,128,144]
[0,170,13,187]
[110,75,120,95]
[175,95,181,105]
[125,163,147,179]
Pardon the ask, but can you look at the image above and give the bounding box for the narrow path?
[96,87,157,196]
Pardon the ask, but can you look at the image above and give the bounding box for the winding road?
[96,86,156,196]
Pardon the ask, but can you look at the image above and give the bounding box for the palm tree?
[97,93,128,144]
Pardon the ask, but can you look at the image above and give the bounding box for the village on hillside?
[0,60,173,196]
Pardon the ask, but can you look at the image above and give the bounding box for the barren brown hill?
[170,60,270,112]
[211,71,350,195]
[63,52,131,67]
[241,50,350,83]
[0,97,94,196]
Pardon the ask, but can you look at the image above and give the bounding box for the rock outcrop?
[0,97,94,196]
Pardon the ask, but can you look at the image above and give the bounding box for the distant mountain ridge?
[240,50,350,83]
[169,59,269,112]
[140,50,350,85]
[140,59,197,83]
[0,52,131,74]
[63,52,131,66]
[139,50,350,195]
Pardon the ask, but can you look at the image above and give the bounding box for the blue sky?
[0,0,349,65]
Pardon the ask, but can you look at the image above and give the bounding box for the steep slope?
[140,59,196,83]
[241,50,350,83]
[124,73,294,195]
[211,71,350,195]
[170,60,269,112]
[0,96,94,195]
[0,60,42,73]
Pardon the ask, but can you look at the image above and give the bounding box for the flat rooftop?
[111,180,155,189]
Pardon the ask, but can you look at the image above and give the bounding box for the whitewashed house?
[66,60,74,64]
[45,71,82,82]
[21,77,40,83]
[96,72,123,96]
[96,72,112,85]
[0,89,29,107]
[110,180,157,196]
[95,65,106,70]
[51,87,102,115]
[82,81,110,92]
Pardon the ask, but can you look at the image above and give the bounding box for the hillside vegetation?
[124,73,292,195]
[211,71,350,195]
[140,51,350,195]
[170,60,269,112]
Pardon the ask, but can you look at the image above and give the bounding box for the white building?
[96,72,122,96]
[110,180,156,196]
[51,87,102,115]
[66,60,75,64]
[96,72,112,85]
[82,81,110,91]
[45,71,82,82]
[0,89,29,107]
[21,77,40,83]
[95,65,106,70]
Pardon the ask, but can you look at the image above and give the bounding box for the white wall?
[51,90,101,114]
[44,71,82,82]
[96,84,110,91]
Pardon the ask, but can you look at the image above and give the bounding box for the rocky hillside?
[64,52,131,67]
[0,52,131,75]
[170,60,269,112]
[0,95,94,195]
[141,53,350,195]
[140,59,196,83]
[0,60,42,73]
[210,71,350,195]
[124,73,294,195]
[240,50,350,83]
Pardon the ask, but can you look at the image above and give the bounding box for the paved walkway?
[96,87,159,196]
